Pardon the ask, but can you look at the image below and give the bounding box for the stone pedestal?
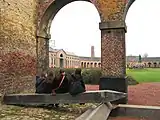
[99,77,128,104]
[99,21,127,104]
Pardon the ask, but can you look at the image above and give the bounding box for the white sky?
[50,0,160,57]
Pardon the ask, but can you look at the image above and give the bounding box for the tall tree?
[138,54,142,63]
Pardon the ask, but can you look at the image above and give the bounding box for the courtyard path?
[86,83,160,120]
[86,83,160,106]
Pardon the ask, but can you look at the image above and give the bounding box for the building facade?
[49,47,160,68]
[49,47,80,68]
[49,47,101,68]
[126,56,160,68]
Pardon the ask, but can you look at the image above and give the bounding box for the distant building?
[126,56,160,68]
[49,46,160,68]
[49,46,101,68]
[49,47,80,68]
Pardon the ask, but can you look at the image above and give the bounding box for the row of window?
[50,55,79,60]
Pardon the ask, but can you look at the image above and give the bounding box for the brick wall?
[0,0,38,93]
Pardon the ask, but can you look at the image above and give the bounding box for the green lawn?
[126,68,160,83]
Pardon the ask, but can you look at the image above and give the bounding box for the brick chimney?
[91,46,95,59]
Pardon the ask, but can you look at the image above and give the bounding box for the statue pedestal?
[99,77,128,104]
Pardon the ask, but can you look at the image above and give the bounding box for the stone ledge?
[37,32,51,39]
[110,104,160,120]
[99,21,127,32]
[2,90,126,105]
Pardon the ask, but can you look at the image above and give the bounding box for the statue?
[138,54,142,63]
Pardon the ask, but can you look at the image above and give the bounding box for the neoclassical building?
[49,46,101,68]
[126,56,160,68]
[49,46,160,68]
[79,56,101,68]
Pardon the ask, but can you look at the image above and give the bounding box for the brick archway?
[37,0,101,74]
[0,0,135,94]
[37,0,135,74]
[37,0,135,103]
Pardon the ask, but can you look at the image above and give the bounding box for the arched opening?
[50,1,101,68]
[87,62,90,68]
[37,0,101,72]
[153,62,157,68]
[81,62,83,68]
[90,63,93,68]
[98,63,101,68]
[148,62,151,68]
[94,63,97,67]
[126,0,160,61]
[59,53,64,68]
[84,62,86,68]
[60,54,63,57]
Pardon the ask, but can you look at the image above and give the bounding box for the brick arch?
[123,0,136,20]
[37,0,102,74]
[37,0,133,75]
[36,0,133,104]
[37,0,101,38]
[0,0,136,94]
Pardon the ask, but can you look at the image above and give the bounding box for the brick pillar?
[99,21,127,104]
[36,34,50,76]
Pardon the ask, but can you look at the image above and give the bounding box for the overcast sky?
[50,0,160,57]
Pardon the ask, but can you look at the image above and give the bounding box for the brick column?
[36,34,50,76]
[99,21,127,104]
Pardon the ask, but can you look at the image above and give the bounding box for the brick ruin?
[0,0,134,102]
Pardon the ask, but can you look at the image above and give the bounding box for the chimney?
[91,46,95,59]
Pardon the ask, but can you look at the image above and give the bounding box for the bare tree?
[143,53,148,58]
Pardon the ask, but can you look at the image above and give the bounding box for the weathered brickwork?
[37,0,127,23]
[37,37,49,75]
[101,29,126,77]
[0,74,35,94]
[95,0,127,77]
[37,0,54,26]
[94,0,126,21]
[0,0,38,93]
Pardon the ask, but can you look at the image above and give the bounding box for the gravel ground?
[86,83,160,120]
[86,83,160,106]
[0,103,96,120]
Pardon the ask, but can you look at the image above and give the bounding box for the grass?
[127,68,160,83]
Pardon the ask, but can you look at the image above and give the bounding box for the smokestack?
[91,46,95,59]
